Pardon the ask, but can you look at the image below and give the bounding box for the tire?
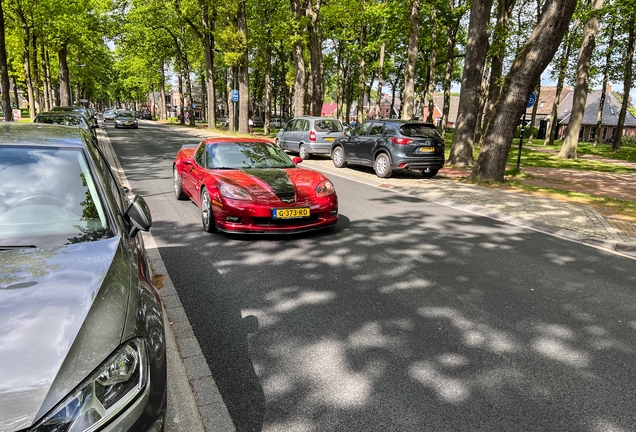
[299,143,310,160]
[200,188,216,233]
[420,169,439,178]
[332,146,347,168]
[374,153,393,178]
[173,166,187,200]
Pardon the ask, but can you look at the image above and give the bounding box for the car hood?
[0,237,130,431]
[214,168,324,201]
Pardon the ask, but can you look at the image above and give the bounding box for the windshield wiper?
[0,245,37,250]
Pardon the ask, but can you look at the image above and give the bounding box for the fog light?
[226,216,242,223]
[329,210,338,216]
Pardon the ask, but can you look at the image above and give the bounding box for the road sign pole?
[517,111,526,171]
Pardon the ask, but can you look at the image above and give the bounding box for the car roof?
[295,116,341,121]
[0,123,88,148]
[202,137,275,146]
[35,111,86,118]
[368,119,437,127]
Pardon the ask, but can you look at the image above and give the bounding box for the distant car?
[33,111,99,147]
[331,119,445,178]
[251,118,264,128]
[275,116,346,160]
[270,117,285,128]
[51,105,98,127]
[115,111,139,129]
[0,123,166,432]
[142,111,153,120]
[172,137,338,234]
[103,109,116,121]
[220,116,229,127]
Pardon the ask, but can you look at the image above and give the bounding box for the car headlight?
[29,338,148,432]
[316,180,335,197]
[219,183,254,201]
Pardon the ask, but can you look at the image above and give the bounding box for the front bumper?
[213,196,338,234]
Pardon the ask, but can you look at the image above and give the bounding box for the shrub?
[621,135,636,147]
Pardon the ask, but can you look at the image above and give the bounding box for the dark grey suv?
[331,120,445,178]
[0,123,166,432]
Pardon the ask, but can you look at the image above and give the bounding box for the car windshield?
[400,124,442,138]
[205,142,295,169]
[314,119,343,132]
[117,112,134,119]
[0,146,111,247]
[34,115,85,128]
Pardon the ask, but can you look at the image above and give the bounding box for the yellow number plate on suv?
[418,146,435,152]
[273,207,310,219]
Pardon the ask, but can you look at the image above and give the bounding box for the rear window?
[400,124,442,139]
[314,119,343,133]
[34,115,84,128]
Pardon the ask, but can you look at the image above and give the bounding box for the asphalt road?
[107,121,636,432]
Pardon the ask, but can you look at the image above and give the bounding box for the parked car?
[173,137,338,234]
[275,116,346,160]
[51,105,98,127]
[33,111,99,148]
[103,109,116,121]
[220,116,229,127]
[0,123,166,432]
[270,117,285,128]
[142,110,153,120]
[251,117,264,128]
[115,110,139,129]
[331,119,445,178]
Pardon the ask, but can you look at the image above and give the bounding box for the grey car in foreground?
[0,123,166,432]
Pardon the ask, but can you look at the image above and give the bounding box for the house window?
[602,127,607,139]
[590,127,596,140]
[578,127,584,140]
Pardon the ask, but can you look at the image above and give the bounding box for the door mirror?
[125,195,152,238]
[181,157,194,165]
[292,157,303,165]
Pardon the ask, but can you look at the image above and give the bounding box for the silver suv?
[275,116,345,159]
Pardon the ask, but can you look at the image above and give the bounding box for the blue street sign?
[527,92,537,109]
[232,90,239,102]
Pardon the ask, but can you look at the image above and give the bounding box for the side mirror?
[292,157,303,165]
[125,195,152,238]
[181,157,194,165]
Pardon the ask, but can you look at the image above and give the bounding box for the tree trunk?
[40,44,50,111]
[307,0,323,117]
[543,38,572,146]
[612,14,635,152]
[440,4,459,136]
[375,42,385,118]
[237,0,249,133]
[201,2,216,128]
[357,24,367,123]
[593,27,614,146]
[264,38,272,135]
[0,0,13,121]
[448,0,494,166]
[336,40,345,121]
[58,44,71,106]
[558,0,603,159]
[469,0,577,182]
[178,73,185,125]
[291,0,305,117]
[402,0,420,120]
[482,0,515,137]
[21,27,35,118]
[426,8,437,124]
[159,59,167,120]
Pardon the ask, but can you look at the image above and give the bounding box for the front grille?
[254,214,319,226]
[276,192,296,204]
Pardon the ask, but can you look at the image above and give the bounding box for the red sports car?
[173,137,339,234]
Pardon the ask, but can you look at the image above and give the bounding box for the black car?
[0,123,166,432]
[115,111,139,129]
[51,105,98,127]
[33,111,100,148]
[331,119,445,178]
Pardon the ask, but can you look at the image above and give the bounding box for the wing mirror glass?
[292,157,303,165]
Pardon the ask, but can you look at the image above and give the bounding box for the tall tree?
[469,0,578,182]
[593,23,615,146]
[402,0,420,120]
[447,0,494,166]
[612,13,635,152]
[291,0,305,117]
[558,0,604,159]
[0,0,13,121]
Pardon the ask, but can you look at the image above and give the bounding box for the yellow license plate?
[273,207,310,219]
[419,146,435,152]
[325,137,335,141]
